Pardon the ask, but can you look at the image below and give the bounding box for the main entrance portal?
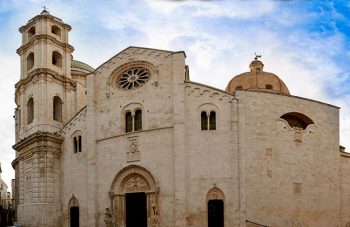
[126,192,147,227]
[110,165,160,227]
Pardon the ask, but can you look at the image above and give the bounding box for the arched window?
[53,96,62,122]
[125,112,133,133]
[73,135,82,153]
[201,112,208,130]
[236,86,243,90]
[28,26,35,39]
[27,98,34,124]
[51,25,61,37]
[209,111,216,130]
[280,112,314,130]
[27,53,34,70]
[201,111,216,131]
[134,110,142,131]
[265,84,273,89]
[52,51,62,67]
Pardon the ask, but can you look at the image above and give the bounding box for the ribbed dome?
[71,60,94,72]
[225,59,290,95]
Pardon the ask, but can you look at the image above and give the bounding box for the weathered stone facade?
[12,11,350,227]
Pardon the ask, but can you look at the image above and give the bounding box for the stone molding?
[185,81,234,103]
[60,107,87,135]
[17,34,74,55]
[13,131,63,157]
[19,14,71,33]
[15,68,76,101]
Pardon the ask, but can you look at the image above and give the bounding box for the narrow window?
[265,84,273,89]
[52,51,62,67]
[201,112,208,130]
[53,96,62,122]
[51,26,61,37]
[73,137,78,153]
[78,136,82,152]
[134,110,142,131]
[125,112,133,133]
[28,26,35,39]
[27,53,34,70]
[209,111,216,130]
[27,98,34,124]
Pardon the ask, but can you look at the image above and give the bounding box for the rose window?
[117,67,150,90]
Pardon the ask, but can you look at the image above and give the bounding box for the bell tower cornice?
[16,34,74,55]
[19,14,71,33]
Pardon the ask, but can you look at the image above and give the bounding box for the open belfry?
[11,10,350,227]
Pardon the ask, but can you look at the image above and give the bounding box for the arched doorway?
[68,195,79,227]
[110,165,159,227]
[207,186,225,227]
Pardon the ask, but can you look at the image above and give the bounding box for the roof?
[225,59,290,95]
[71,60,94,72]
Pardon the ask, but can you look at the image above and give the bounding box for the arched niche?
[280,112,314,130]
[109,165,159,227]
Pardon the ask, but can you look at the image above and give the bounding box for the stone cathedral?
[11,10,350,227]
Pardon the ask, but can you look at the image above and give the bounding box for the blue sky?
[0,0,349,189]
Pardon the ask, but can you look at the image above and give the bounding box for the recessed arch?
[280,112,314,130]
[68,195,79,227]
[53,96,62,122]
[52,51,62,67]
[51,25,61,37]
[110,165,159,226]
[27,52,34,70]
[28,26,36,39]
[27,97,34,124]
[207,187,225,227]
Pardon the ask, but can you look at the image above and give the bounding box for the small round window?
[117,67,150,90]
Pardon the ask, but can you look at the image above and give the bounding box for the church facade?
[11,11,350,227]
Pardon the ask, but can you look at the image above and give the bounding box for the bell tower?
[12,9,75,226]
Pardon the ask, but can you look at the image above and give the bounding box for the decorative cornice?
[13,131,63,152]
[59,106,87,135]
[15,68,76,95]
[19,14,71,33]
[185,81,234,103]
[17,34,74,55]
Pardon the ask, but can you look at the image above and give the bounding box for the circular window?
[117,67,150,90]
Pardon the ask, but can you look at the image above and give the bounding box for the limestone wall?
[237,90,340,227]
[340,152,350,226]
[183,81,243,226]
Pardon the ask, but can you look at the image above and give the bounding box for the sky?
[0,0,350,192]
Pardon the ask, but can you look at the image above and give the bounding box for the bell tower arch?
[12,9,76,227]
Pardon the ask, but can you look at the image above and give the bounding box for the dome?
[71,60,94,73]
[225,58,290,95]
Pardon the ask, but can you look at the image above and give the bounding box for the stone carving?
[151,203,160,225]
[125,176,148,192]
[207,186,225,201]
[103,207,113,227]
[127,137,140,162]
[295,129,302,142]
[129,142,137,153]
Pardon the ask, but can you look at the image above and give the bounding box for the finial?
[40,6,50,15]
[254,52,262,60]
